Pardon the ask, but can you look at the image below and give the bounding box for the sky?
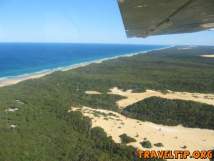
[0,0,214,45]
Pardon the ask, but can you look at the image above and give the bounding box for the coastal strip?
[0,46,173,88]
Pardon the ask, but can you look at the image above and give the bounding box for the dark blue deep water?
[0,43,167,78]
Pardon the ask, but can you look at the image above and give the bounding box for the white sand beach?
[0,72,50,87]
[0,46,172,88]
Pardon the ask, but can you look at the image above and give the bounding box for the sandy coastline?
[0,46,172,88]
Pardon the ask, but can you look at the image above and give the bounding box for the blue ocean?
[0,43,167,78]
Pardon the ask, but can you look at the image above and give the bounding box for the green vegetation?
[154,143,164,147]
[0,46,213,160]
[119,134,136,144]
[180,145,187,149]
[0,81,148,161]
[122,97,214,129]
[71,46,214,93]
[140,140,152,148]
[0,77,163,161]
[91,111,108,117]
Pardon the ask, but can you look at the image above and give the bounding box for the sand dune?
[108,87,214,109]
[71,106,214,161]
[200,54,214,58]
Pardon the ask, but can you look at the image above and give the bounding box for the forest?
[122,97,214,129]
[0,46,213,160]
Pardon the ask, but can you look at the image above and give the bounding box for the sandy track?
[71,106,214,161]
[108,87,214,109]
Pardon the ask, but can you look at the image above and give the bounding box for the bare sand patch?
[85,91,101,95]
[108,87,214,109]
[5,108,19,112]
[200,54,214,58]
[71,106,214,161]
[10,124,16,128]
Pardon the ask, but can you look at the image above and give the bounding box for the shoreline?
[0,46,173,88]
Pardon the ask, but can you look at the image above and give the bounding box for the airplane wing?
[118,0,214,37]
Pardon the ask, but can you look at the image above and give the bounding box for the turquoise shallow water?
[0,43,167,78]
